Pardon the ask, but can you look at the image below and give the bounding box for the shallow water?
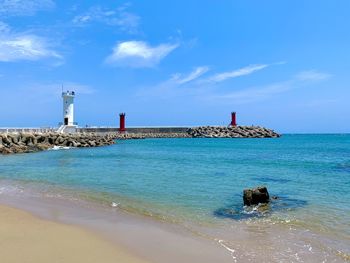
[0,134,349,262]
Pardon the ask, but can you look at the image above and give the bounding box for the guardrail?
[0,127,56,134]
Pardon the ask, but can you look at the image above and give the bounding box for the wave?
[49,146,72,150]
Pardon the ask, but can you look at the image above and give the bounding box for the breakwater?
[188,126,280,138]
[77,126,280,138]
[0,126,280,154]
[0,133,115,154]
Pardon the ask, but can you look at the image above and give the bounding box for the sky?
[0,0,349,133]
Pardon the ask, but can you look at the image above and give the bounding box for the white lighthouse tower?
[62,90,75,125]
[57,90,77,133]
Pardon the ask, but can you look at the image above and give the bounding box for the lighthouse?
[62,90,75,125]
[230,112,237,126]
[57,90,77,133]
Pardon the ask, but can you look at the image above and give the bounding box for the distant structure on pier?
[230,112,237,126]
[119,113,126,132]
[57,91,77,133]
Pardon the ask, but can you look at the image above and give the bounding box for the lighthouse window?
[66,111,68,114]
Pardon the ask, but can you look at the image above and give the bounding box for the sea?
[0,134,349,262]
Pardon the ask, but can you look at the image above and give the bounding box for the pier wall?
[77,127,189,134]
[0,127,189,134]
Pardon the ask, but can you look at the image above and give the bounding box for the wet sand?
[0,204,148,263]
[0,194,233,263]
[0,188,348,263]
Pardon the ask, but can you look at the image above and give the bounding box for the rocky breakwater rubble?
[0,132,115,154]
[187,126,280,138]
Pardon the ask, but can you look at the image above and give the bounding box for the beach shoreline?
[1,180,349,263]
[0,203,149,263]
[0,188,235,263]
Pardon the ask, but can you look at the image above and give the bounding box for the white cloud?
[0,0,54,16]
[0,24,62,62]
[296,70,332,82]
[173,66,210,84]
[206,64,269,82]
[72,5,140,33]
[106,41,178,68]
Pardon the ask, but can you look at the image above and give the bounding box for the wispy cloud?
[0,22,62,62]
[172,66,210,84]
[72,4,140,33]
[105,40,178,68]
[211,81,293,103]
[206,64,269,83]
[296,70,332,82]
[137,63,272,99]
[0,0,54,16]
[207,70,332,104]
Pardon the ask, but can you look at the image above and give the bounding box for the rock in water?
[243,186,270,206]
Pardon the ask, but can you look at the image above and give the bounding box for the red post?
[231,112,237,126]
[119,113,126,132]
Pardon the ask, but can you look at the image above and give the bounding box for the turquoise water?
[0,134,350,260]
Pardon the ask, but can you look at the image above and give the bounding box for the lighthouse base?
[57,125,77,134]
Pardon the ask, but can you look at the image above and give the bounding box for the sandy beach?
[0,204,148,263]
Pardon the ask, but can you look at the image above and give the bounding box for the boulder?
[243,186,270,206]
[88,141,96,147]
[2,135,12,145]
[0,146,13,154]
[36,143,51,151]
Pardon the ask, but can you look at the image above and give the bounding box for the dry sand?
[0,204,149,263]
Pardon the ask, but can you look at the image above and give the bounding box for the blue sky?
[0,0,349,133]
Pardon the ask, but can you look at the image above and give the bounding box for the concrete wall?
[0,127,189,134]
[77,127,189,134]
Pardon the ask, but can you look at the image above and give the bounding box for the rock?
[187,126,280,138]
[0,132,116,155]
[36,143,51,151]
[2,135,12,145]
[243,186,270,206]
[0,146,13,154]
[88,141,96,147]
[11,144,27,154]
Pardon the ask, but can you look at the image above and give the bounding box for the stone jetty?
[187,126,280,138]
[0,133,115,154]
[0,125,280,155]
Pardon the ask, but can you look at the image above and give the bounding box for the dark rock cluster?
[0,133,115,154]
[187,126,280,138]
[243,186,270,206]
